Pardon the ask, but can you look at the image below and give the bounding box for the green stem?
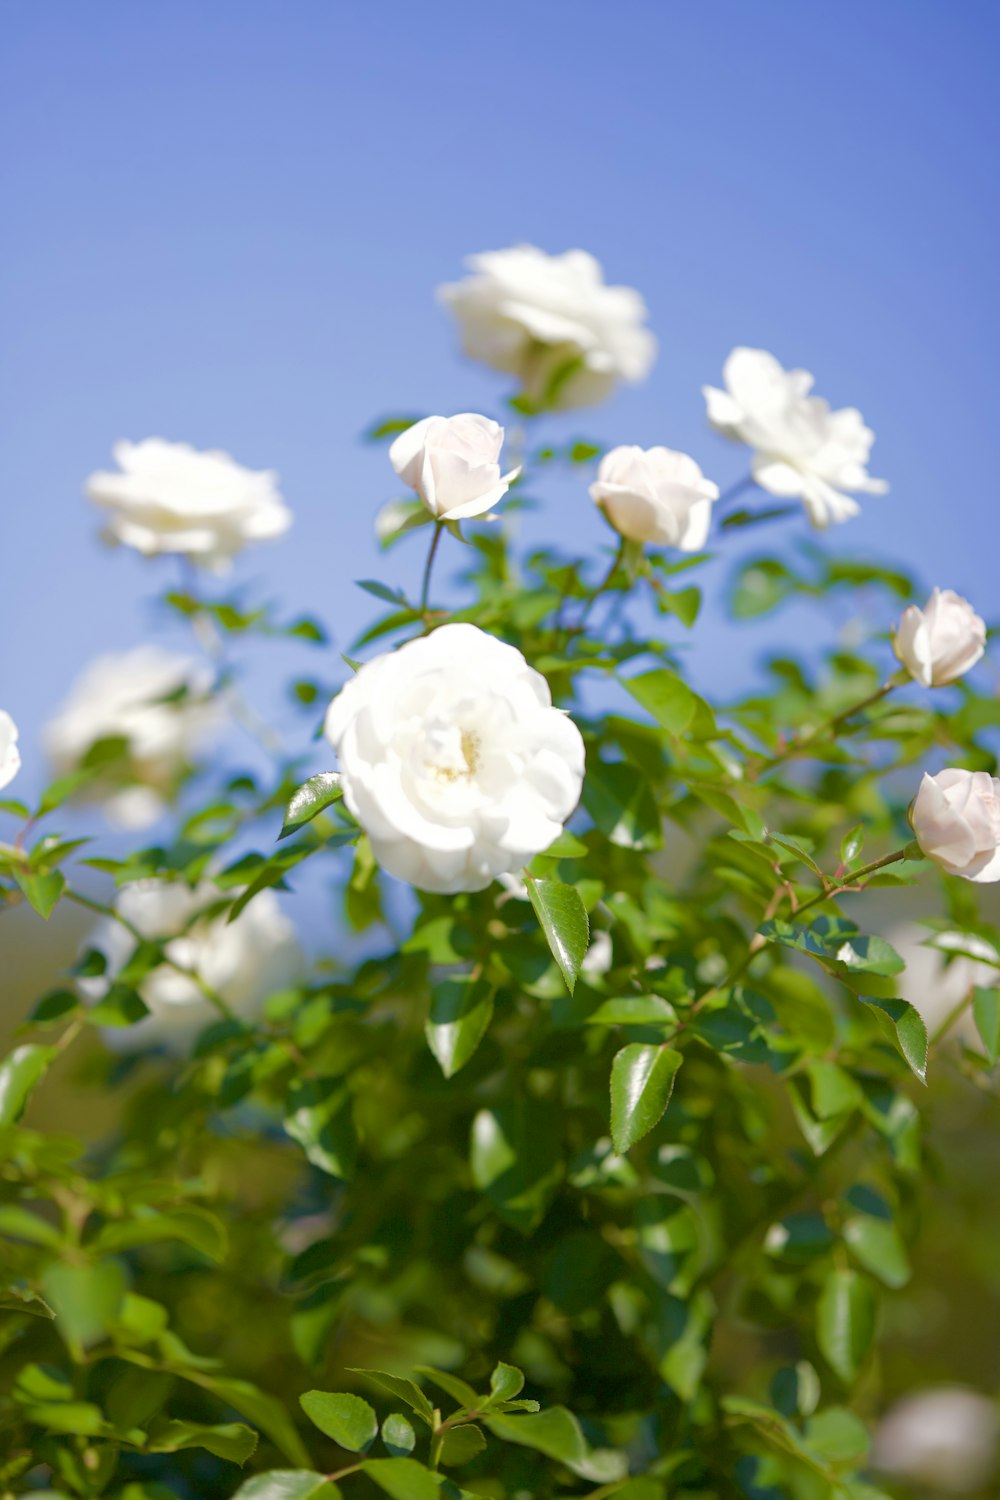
[793,843,923,919]
[575,537,627,632]
[420,521,445,621]
[755,672,908,776]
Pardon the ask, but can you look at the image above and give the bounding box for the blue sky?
[2,0,998,797]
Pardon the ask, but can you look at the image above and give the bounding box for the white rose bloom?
[893,588,986,687]
[590,445,718,550]
[389,414,519,520]
[703,347,887,528]
[324,623,585,893]
[438,245,656,411]
[81,880,302,1053]
[45,646,222,829]
[872,1387,999,1495]
[86,438,292,571]
[0,711,21,791]
[910,768,1000,882]
[888,922,997,1047]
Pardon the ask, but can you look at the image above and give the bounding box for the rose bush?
[1,246,998,1500]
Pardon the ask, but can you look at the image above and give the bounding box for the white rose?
[324,622,585,893]
[872,1388,999,1495]
[590,445,718,550]
[910,768,1000,882]
[888,921,997,1047]
[389,414,519,520]
[0,711,21,792]
[45,646,222,829]
[86,438,292,571]
[703,347,887,528]
[893,588,986,686]
[438,245,656,410]
[81,880,301,1052]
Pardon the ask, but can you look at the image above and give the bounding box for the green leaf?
[470,1100,563,1233]
[804,1406,871,1465]
[187,1373,312,1467]
[0,1204,63,1247]
[365,414,425,441]
[425,975,494,1079]
[489,1362,524,1402]
[0,1043,55,1125]
[284,1078,357,1179]
[622,668,697,734]
[584,995,678,1028]
[147,1419,258,1465]
[382,1413,416,1456]
[973,986,1000,1063]
[279,774,343,841]
[93,1208,227,1263]
[28,989,81,1026]
[348,1371,435,1427]
[483,1408,626,1483]
[87,984,150,1028]
[41,1260,126,1351]
[859,998,928,1082]
[439,1425,486,1466]
[816,1269,878,1384]
[299,1391,377,1452]
[232,1473,341,1500]
[414,1366,480,1409]
[12,868,65,919]
[525,875,589,994]
[843,1215,910,1288]
[361,1458,441,1500]
[610,1044,683,1153]
[582,761,662,850]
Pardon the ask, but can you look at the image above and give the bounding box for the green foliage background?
[1,429,999,1500]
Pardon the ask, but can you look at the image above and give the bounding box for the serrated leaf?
[610,1044,682,1153]
[525,876,589,994]
[348,1371,435,1427]
[299,1391,377,1451]
[859,998,928,1082]
[439,1424,485,1466]
[279,774,343,841]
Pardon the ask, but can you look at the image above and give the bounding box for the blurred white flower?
[45,646,222,829]
[888,921,997,1046]
[703,347,887,527]
[86,438,292,571]
[590,445,718,550]
[911,769,1000,883]
[439,245,656,410]
[82,880,301,1053]
[872,1387,999,1495]
[325,623,585,893]
[389,414,519,520]
[0,711,21,791]
[893,588,986,687]
[581,929,613,977]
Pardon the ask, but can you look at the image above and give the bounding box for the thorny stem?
[66,888,236,1021]
[420,520,445,622]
